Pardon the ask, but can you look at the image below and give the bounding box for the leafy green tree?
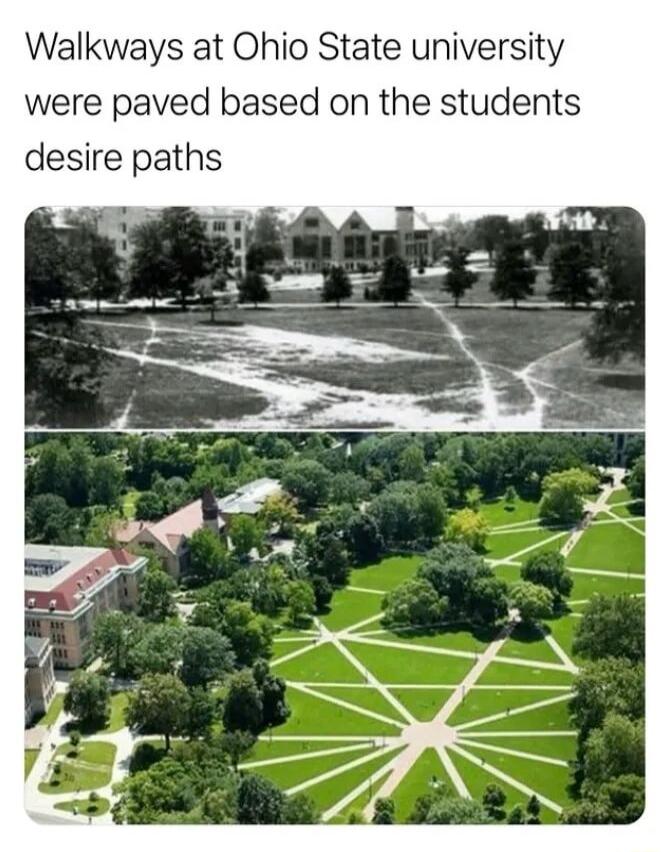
[131,624,184,675]
[180,626,236,687]
[25,208,68,306]
[583,714,644,788]
[125,673,190,750]
[253,659,290,728]
[187,527,230,584]
[90,456,124,506]
[526,794,541,824]
[64,671,110,727]
[65,216,121,312]
[321,265,352,307]
[560,774,644,824]
[626,456,645,500]
[539,467,599,526]
[286,580,316,626]
[239,271,270,308]
[310,575,333,612]
[378,255,412,306]
[548,242,596,307]
[283,793,320,824]
[506,804,525,824]
[585,208,644,363]
[415,483,447,541]
[399,444,426,481]
[413,792,493,824]
[222,669,264,734]
[217,729,256,771]
[26,493,77,543]
[509,581,554,624]
[521,550,573,606]
[183,687,217,739]
[128,219,172,308]
[344,513,384,564]
[84,508,122,547]
[504,485,517,506]
[382,578,448,628]
[137,566,177,622]
[482,783,507,820]
[135,491,165,520]
[329,472,371,506]
[523,211,550,262]
[237,774,285,824]
[445,508,489,551]
[569,658,645,743]
[572,595,644,662]
[372,797,396,824]
[302,520,350,586]
[158,207,210,309]
[490,241,536,307]
[417,542,491,614]
[442,247,477,306]
[93,611,145,677]
[468,576,509,624]
[282,459,332,509]
[472,214,512,263]
[219,601,273,666]
[259,492,301,536]
[229,515,264,558]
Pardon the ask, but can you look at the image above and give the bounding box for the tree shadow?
[195,319,244,328]
[596,373,645,391]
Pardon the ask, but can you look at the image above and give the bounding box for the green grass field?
[54,796,110,817]
[567,522,644,574]
[38,741,116,795]
[24,749,39,780]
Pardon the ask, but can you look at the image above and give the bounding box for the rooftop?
[217,478,281,515]
[294,207,431,233]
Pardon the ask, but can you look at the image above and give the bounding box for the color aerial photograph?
[23,431,645,825]
[24,205,644,431]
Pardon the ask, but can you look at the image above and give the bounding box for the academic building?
[24,545,148,669]
[284,206,433,272]
[24,636,57,726]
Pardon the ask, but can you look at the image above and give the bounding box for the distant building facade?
[24,546,147,669]
[285,207,433,272]
[115,479,282,580]
[25,636,56,725]
[96,206,250,273]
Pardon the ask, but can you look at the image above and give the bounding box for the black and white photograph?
[25,205,644,431]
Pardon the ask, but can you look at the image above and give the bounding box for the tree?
[539,467,598,526]
[66,218,121,312]
[259,492,301,536]
[25,208,68,306]
[509,581,554,624]
[222,669,264,734]
[468,576,509,624]
[137,566,177,622]
[415,483,447,541]
[63,671,110,727]
[523,211,550,262]
[282,459,332,509]
[228,514,264,558]
[506,804,525,824]
[398,444,426,481]
[329,472,370,506]
[442,247,477,306]
[250,207,286,255]
[526,794,541,824]
[490,241,536,307]
[377,255,412,306]
[26,493,76,543]
[90,456,124,506]
[157,207,210,309]
[521,550,573,606]
[135,491,165,520]
[321,265,352,307]
[303,520,350,586]
[583,714,644,788]
[482,783,507,820]
[585,208,644,363]
[187,527,230,584]
[84,508,122,547]
[253,659,290,728]
[93,611,145,677]
[417,542,491,615]
[569,658,644,743]
[382,578,448,628]
[128,219,171,308]
[372,797,396,824]
[473,214,512,263]
[219,601,273,666]
[183,687,217,739]
[180,626,236,687]
[217,730,256,771]
[125,673,190,750]
[310,575,333,612]
[572,595,644,662]
[285,580,316,626]
[504,485,517,506]
[344,513,384,564]
[131,624,184,676]
[414,792,493,824]
[548,242,596,307]
[239,271,270,308]
[560,774,644,824]
[283,793,320,824]
[445,508,489,552]
[626,455,645,500]
[237,774,285,824]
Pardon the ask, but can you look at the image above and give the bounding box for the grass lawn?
[246,739,367,764]
[392,747,454,822]
[448,689,568,727]
[271,639,317,661]
[54,797,110,817]
[475,661,575,687]
[305,747,403,815]
[481,497,540,528]
[544,614,583,664]
[499,624,563,665]
[79,691,129,735]
[348,555,422,592]
[569,570,644,601]
[330,767,394,823]
[460,733,577,763]
[389,688,455,722]
[567,523,644,574]
[253,744,380,791]
[34,693,64,728]
[341,640,475,685]
[463,696,572,734]
[608,487,631,504]
[38,740,116,794]
[314,686,405,724]
[272,642,364,683]
[319,589,383,632]
[606,502,644,519]
[273,688,397,737]
[484,529,567,562]
[24,749,39,779]
[370,623,492,655]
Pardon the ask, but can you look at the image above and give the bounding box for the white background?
[2,0,663,849]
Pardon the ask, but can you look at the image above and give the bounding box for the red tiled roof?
[147,499,206,554]
[114,519,152,544]
[24,548,139,613]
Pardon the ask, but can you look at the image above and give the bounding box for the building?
[24,545,148,669]
[284,206,433,272]
[96,206,250,273]
[544,209,609,264]
[25,636,56,726]
[115,479,282,579]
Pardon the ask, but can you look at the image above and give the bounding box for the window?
[213,220,226,232]
[304,217,320,228]
[345,235,366,259]
[234,238,242,250]
[234,220,242,231]
[121,223,127,234]
[121,240,127,251]
[321,237,332,259]
[349,220,361,230]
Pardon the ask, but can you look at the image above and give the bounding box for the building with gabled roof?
[25,635,56,725]
[285,206,433,272]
